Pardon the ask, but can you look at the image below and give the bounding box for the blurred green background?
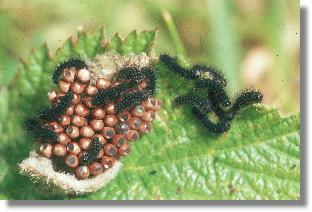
[0,0,300,114]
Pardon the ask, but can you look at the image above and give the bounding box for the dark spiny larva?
[79,137,102,165]
[192,108,230,134]
[142,67,157,97]
[191,64,226,87]
[115,91,146,113]
[114,67,144,83]
[230,90,263,116]
[52,58,87,84]
[159,54,197,80]
[24,119,58,142]
[175,95,212,114]
[196,79,231,107]
[38,92,74,121]
[92,83,131,106]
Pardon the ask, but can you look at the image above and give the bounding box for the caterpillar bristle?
[92,83,130,106]
[159,54,197,80]
[80,137,102,165]
[115,91,145,113]
[142,67,157,97]
[114,67,144,83]
[230,90,263,115]
[191,64,226,87]
[175,95,212,114]
[24,119,58,142]
[38,92,74,121]
[52,58,87,84]
[192,108,230,134]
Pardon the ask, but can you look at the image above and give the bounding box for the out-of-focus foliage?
[0,0,300,114]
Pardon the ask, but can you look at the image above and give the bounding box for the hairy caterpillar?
[24,119,58,142]
[192,108,231,134]
[159,54,197,80]
[175,95,212,114]
[52,58,87,84]
[38,92,74,121]
[79,137,102,165]
[115,91,146,113]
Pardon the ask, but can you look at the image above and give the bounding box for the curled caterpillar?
[38,92,74,121]
[159,54,197,80]
[230,90,263,116]
[24,119,58,142]
[115,91,146,113]
[192,108,231,134]
[52,58,87,84]
[79,137,102,165]
[175,95,212,114]
[195,79,231,107]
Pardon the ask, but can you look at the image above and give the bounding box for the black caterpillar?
[160,54,263,134]
[24,119,58,142]
[79,137,102,165]
[92,66,157,110]
[52,58,87,84]
[38,92,74,121]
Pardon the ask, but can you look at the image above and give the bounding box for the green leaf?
[0,28,300,200]
[105,30,157,55]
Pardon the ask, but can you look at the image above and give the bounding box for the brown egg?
[66,126,80,139]
[67,142,81,155]
[84,84,98,96]
[104,115,118,127]
[89,162,103,176]
[103,144,118,157]
[142,110,156,122]
[71,94,81,105]
[117,111,131,122]
[52,144,67,157]
[75,166,90,180]
[47,90,57,103]
[82,95,94,108]
[70,82,85,94]
[39,143,52,158]
[126,130,140,142]
[139,121,151,133]
[59,114,71,127]
[128,117,142,130]
[111,134,127,148]
[142,98,157,110]
[101,127,115,139]
[104,102,116,115]
[71,115,87,127]
[101,156,116,169]
[74,103,90,117]
[57,132,71,145]
[96,149,104,159]
[90,119,104,132]
[78,138,92,150]
[63,68,76,83]
[118,144,131,156]
[76,68,90,83]
[131,105,145,117]
[80,126,95,138]
[59,80,71,93]
[65,154,79,168]
[96,78,111,89]
[92,108,105,119]
[48,122,64,133]
[65,105,74,116]
[92,134,107,146]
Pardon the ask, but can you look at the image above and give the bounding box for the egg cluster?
[28,59,160,180]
